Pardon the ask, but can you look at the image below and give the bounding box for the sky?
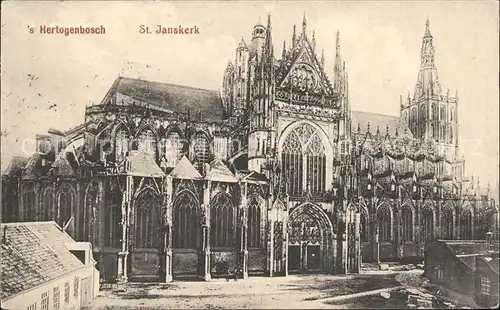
[1,1,498,186]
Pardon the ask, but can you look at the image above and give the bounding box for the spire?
[237,37,247,50]
[420,17,435,67]
[334,30,343,90]
[302,12,307,34]
[424,16,432,38]
[282,40,286,59]
[292,25,297,48]
[265,13,273,58]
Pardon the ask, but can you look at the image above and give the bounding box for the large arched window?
[165,131,183,167]
[377,204,391,242]
[173,191,199,249]
[460,209,473,240]
[135,189,161,249]
[401,205,413,241]
[422,205,434,241]
[105,186,122,248]
[22,183,36,221]
[82,183,98,241]
[137,128,157,160]
[42,187,54,221]
[281,123,326,197]
[58,185,75,229]
[360,208,368,242]
[210,194,234,248]
[115,127,129,163]
[247,196,262,248]
[193,133,210,171]
[442,205,454,239]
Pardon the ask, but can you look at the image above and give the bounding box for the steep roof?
[2,156,29,176]
[0,221,85,301]
[126,151,165,177]
[169,156,202,180]
[351,111,412,137]
[104,77,225,122]
[205,159,238,183]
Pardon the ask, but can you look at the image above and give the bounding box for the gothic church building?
[2,16,498,283]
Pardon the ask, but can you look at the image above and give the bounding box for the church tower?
[400,18,459,163]
[248,14,275,173]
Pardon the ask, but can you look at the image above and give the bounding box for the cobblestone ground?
[85,271,415,309]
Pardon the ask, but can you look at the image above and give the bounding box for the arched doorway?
[287,202,334,273]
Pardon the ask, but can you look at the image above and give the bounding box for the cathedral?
[2,15,498,283]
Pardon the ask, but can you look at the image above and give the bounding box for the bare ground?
[85,271,420,309]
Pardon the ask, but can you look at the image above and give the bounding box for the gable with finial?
[276,17,334,96]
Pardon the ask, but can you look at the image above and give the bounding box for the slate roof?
[0,221,85,301]
[205,160,238,183]
[2,156,29,176]
[351,111,413,138]
[169,156,202,180]
[126,151,165,177]
[106,77,225,122]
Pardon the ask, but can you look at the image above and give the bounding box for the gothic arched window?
[281,123,327,197]
[165,131,183,167]
[431,123,436,139]
[173,191,199,249]
[450,108,454,121]
[193,133,210,171]
[115,127,129,163]
[42,187,54,221]
[57,185,75,232]
[210,194,234,248]
[105,186,122,248]
[360,209,368,242]
[440,106,446,121]
[22,183,36,221]
[247,196,262,248]
[449,128,453,144]
[402,205,413,241]
[442,206,454,239]
[137,128,157,160]
[411,108,417,126]
[82,183,98,242]
[135,189,161,249]
[460,209,473,240]
[377,205,391,242]
[422,205,434,241]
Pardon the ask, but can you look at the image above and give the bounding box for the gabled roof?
[352,111,412,138]
[478,256,499,274]
[169,156,202,180]
[52,150,77,177]
[2,156,29,176]
[101,77,225,122]
[1,221,85,301]
[126,151,165,177]
[205,159,238,183]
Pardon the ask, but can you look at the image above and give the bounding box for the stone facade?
[2,15,499,283]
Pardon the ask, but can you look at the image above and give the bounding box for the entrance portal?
[287,202,334,274]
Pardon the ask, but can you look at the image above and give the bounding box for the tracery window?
[460,209,473,240]
[58,185,75,230]
[165,131,183,167]
[442,206,454,239]
[402,205,413,241]
[210,194,234,248]
[360,210,368,242]
[135,189,161,248]
[115,127,129,163]
[173,191,199,249]
[22,183,36,221]
[422,205,434,240]
[281,123,327,197]
[377,205,391,242]
[137,129,157,160]
[440,106,446,121]
[82,183,98,241]
[247,196,262,248]
[213,136,228,160]
[104,187,121,248]
[193,133,210,171]
[42,187,54,221]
